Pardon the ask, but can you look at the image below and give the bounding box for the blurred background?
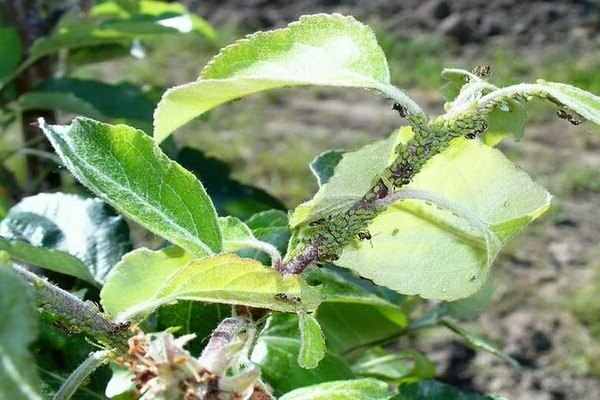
[1,1,600,399]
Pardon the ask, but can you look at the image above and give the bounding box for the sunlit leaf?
[40,118,222,256]
[279,378,391,400]
[535,80,600,125]
[290,129,404,227]
[154,13,418,141]
[101,248,321,322]
[337,138,551,300]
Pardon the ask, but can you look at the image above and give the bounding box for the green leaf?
[440,69,526,145]
[305,268,407,354]
[154,13,419,142]
[246,209,289,229]
[310,150,345,186]
[0,237,96,285]
[101,248,322,322]
[279,378,391,400]
[32,78,156,127]
[252,314,354,395]
[441,319,519,368]
[298,312,326,369]
[40,118,222,256]
[397,380,500,400]
[0,264,42,400]
[352,348,435,384]
[445,275,494,319]
[220,216,256,243]
[0,1,215,92]
[156,301,230,355]
[241,210,291,264]
[482,100,527,145]
[290,128,404,227]
[336,138,551,300]
[28,1,214,62]
[219,216,282,266]
[18,92,106,120]
[177,147,284,220]
[535,80,600,125]
[91,0,215,39]
[0,28,22,82]
[0,193,131,283]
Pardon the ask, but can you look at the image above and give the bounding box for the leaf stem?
[279,243,319,275]
[52,350,113,400]
[374,82,429,122]
[11,263,130,351]
[225,240,282,270]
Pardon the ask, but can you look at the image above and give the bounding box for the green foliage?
[252,314,354,395]
[397,380,501,399]
[298,312,326,369]
[23,78,156,130]
[153,13,419,142]
[0,237,96,285]
[0,264,41,400]
[290,129,404,228]
[351,348,435,384]
[279,378,391,400]
[1,8,599,399]
[101,248,321,322]
[336,138,550,300]
[177,147,284,219]
[0,28,21,82]
[0,192,131,283]
[305,268,407,354]
[40,118,222,256]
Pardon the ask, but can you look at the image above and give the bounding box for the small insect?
[472,64,492,78]
[274,293,301,303]
[357,230,372,241]
[556,109,582,126]
[465,121,488,139]
[392,102,408,118]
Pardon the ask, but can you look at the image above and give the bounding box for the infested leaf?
[101,248,321,322]
[336,139,550,301]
